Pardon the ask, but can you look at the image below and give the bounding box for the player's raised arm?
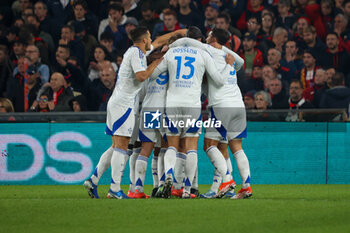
[135,57,163,82]
[152,29,187,50]
[202,50,229,87]
[221,46,244,71]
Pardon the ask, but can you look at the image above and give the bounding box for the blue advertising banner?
[0,122,349,185]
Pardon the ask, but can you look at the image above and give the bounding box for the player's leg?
[155,136,167,197]
[107,135,131,199]
[218,142,235,198]
[84,146,114,198]
[128,141,141,197]
[151,146,160,197]
[134,141,155,198]
[190,165,199,197]
[229,139,252,199]
[172,138,186,197]
[162,135,180,198]
[182,136,199,198]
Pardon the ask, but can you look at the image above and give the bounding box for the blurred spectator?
[267,48,295,83]
[177,0,204,31]
[0,45,13,97]
[26,14,55,58]
[343,0,350,22]
[335,0,345,12]
[325,67,336,88]
[59,24,85,67]
[99,31,117,61]
[29,93,52,112]
[0,97,14,113]
[268,77,289,109]
[34,1,55,43]
[288,79,314,109]
[236,0,264,31]
[71,0,99,38]
[243,64,264,93]
[320,72,350,109]
[204,3,219,34]
[276,0,296,29]
[215,13,241,38]
[73,21,98,68]
[139,2,162,34]
[24,44,50,84]
[246,16,262,42]
[298,49,319,89]
[70,94,88,112]
[262,65,277,90]
[7,63,42,112]
[88,45,117,82]
[261,12,276,38]
[282,40,303,74]
[98,3,127,40]
[87,60,116,111]
[333,13,350,52]
[303,69,328,107]
[47,0,73,44]
[271,27,288,52]
[122,0,141,20]
[292,0,321,23]
[240,32,263,77]
[324,32,350,75]
[244,91,256,109]
[293,16,311,46]
[254,90,272,110]
[14,0,32,19]
[153,8,185,39]
[10,38,26,66]
[301,25,327,60]
[39,72,74,112]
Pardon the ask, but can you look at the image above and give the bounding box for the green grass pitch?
[0,184,350,233]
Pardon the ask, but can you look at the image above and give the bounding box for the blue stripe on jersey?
[235,127,247,139]
[112,108,132,134]
[138,129,153,142]
[210,107,227,141]
[186,113,202,133]
[105,126,113,135]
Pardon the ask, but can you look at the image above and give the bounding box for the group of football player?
[83,25,252,200]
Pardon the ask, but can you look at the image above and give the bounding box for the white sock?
[206,146,230,182]
[110,148,128,192]
[226,157,233,180]
[174,152,186,190]
[210,169,221,193]
[184,150,197,193]
[158,148,166,186]
[192,166,198,190]
[164,146,177,179]
[91,147,113,185]
[135,155,148,193]
[233,150,251,189]
[129,147,140,192]
[152,154,159,188]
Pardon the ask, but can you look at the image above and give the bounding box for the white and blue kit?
[170,38,247,141]
[152,43,232,137]
[138,71,168,144]
[105,46,149,137]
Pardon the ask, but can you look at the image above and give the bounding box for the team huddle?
[83,26,252,199]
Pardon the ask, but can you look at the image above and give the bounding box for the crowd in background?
[0,0,349,117]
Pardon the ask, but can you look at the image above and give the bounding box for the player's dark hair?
[186,26,204,42]
[211,28,230,45]
[168,34,183,45]
[129,26,149,43]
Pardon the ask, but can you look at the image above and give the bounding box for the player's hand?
[225,54,235,66]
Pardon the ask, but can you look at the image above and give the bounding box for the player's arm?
[135,58,163,82]
[168,37,206,50]
[203,51,231,86]
[221,46,244,71]
[152,29,188,50]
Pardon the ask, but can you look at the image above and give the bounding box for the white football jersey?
[109,46,148,107]
[153,45,228,107]
[142,72,168,108]
[169,38,244,107]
